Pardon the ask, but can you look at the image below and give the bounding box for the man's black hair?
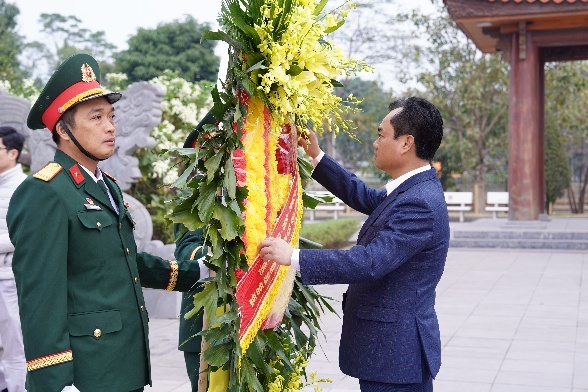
[0,126,25,160]
[388,97,443,161]
[52,105,78,145]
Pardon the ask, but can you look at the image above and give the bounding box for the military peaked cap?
[27,53,122,131]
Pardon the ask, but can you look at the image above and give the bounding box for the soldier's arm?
[8,180,75,391]
[136,227,208,292]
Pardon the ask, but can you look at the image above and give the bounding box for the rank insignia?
[33,162,62,182]
[69,165,85,185]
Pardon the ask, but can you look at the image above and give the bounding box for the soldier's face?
[71,97,117,160]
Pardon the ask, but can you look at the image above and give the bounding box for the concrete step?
[450,237,588,250]
[452,230,588,241]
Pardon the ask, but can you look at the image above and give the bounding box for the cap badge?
[81,63,96,83]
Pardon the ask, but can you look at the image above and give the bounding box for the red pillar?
[508,30,543,220]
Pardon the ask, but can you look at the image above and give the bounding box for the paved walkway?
[146,219,588,392]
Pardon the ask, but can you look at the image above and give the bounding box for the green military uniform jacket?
[174,227,205,354]
[8,150,201,392]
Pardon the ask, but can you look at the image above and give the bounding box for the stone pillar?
[508,29,543,220]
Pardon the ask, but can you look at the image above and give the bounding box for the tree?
[544,125,570,214]
[399,7,510,212]
[544,61,588,213]
[20,13,117,82]
[115,16,220,83]
[0,0,23,83]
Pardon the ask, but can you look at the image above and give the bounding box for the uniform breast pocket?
[77,210,114,231]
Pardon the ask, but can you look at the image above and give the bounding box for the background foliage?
[115,16,220,84]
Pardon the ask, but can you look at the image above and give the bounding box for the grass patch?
[300,218,361,249]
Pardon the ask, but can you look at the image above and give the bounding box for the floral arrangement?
[170,0,370,390]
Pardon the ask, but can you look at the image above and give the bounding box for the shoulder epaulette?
[33,162,62,182]
[102,171,117,182]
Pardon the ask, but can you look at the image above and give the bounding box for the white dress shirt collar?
[385,164,432,196]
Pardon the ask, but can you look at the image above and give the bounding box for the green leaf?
[225,1,261,46]
[187,281,218,322]
[246,337,274,377]
[299,236,323,249]
[325,18,345,34]
[263,330,294,372]
[169,193,204,230]
[213,204,241,240]
[330,78,345,88]
[224,158,237,199]
[202,30,242,51]
[204,149,225,183]
[240,357,264,392]
[171,159,197,189]
[196,182,218,223]
[245,59,267,73]
[287,64,304,76]
[313,0,328,16]
[203,341,231,367]
[302,192,334,209]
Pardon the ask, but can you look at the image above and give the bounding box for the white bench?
[444,192,473,222]
[485,191,509,218]
[305,191,346,221]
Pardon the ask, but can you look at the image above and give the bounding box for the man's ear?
[402,135,415,153]
[7,149,19,161]
[55,121,70,141]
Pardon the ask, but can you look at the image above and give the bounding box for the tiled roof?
[488,0,588,3]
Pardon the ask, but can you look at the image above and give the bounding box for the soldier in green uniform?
[7,54,202,392]
[173,112,216,391]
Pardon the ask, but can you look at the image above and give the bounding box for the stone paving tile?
[144,222,588,391]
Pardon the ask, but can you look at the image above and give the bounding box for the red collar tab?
[69,164,85,185]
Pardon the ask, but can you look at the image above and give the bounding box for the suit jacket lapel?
[356,168,437,243]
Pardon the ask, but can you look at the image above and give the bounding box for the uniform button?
[97,222,102,228]
[134,277,138,284]
[119,222,122,229]
[140,306,145,312]
[93,328,102,338]
[126,248,130,255]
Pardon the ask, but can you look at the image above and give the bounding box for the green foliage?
[544,61,588,213]
[544,125,570,213]
[115,16,220,83]
[398,8,509,195]
[0,0,23,83]
[299,218,360,249]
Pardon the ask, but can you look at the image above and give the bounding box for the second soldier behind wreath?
[7,54,203,392]
[173,112,216,391]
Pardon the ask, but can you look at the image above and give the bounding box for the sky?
[9,0,437,89]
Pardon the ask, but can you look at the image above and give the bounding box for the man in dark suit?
[8,54,202,392]
[259,97,449,392]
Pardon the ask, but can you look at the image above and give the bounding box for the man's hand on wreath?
[258,237,293,266]
[298,129,321,159]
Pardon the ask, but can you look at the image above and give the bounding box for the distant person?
[8,53,202,391]
[259,97,449,392]
[0,126,27,392]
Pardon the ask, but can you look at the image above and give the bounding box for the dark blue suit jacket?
[299,155,449,384]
